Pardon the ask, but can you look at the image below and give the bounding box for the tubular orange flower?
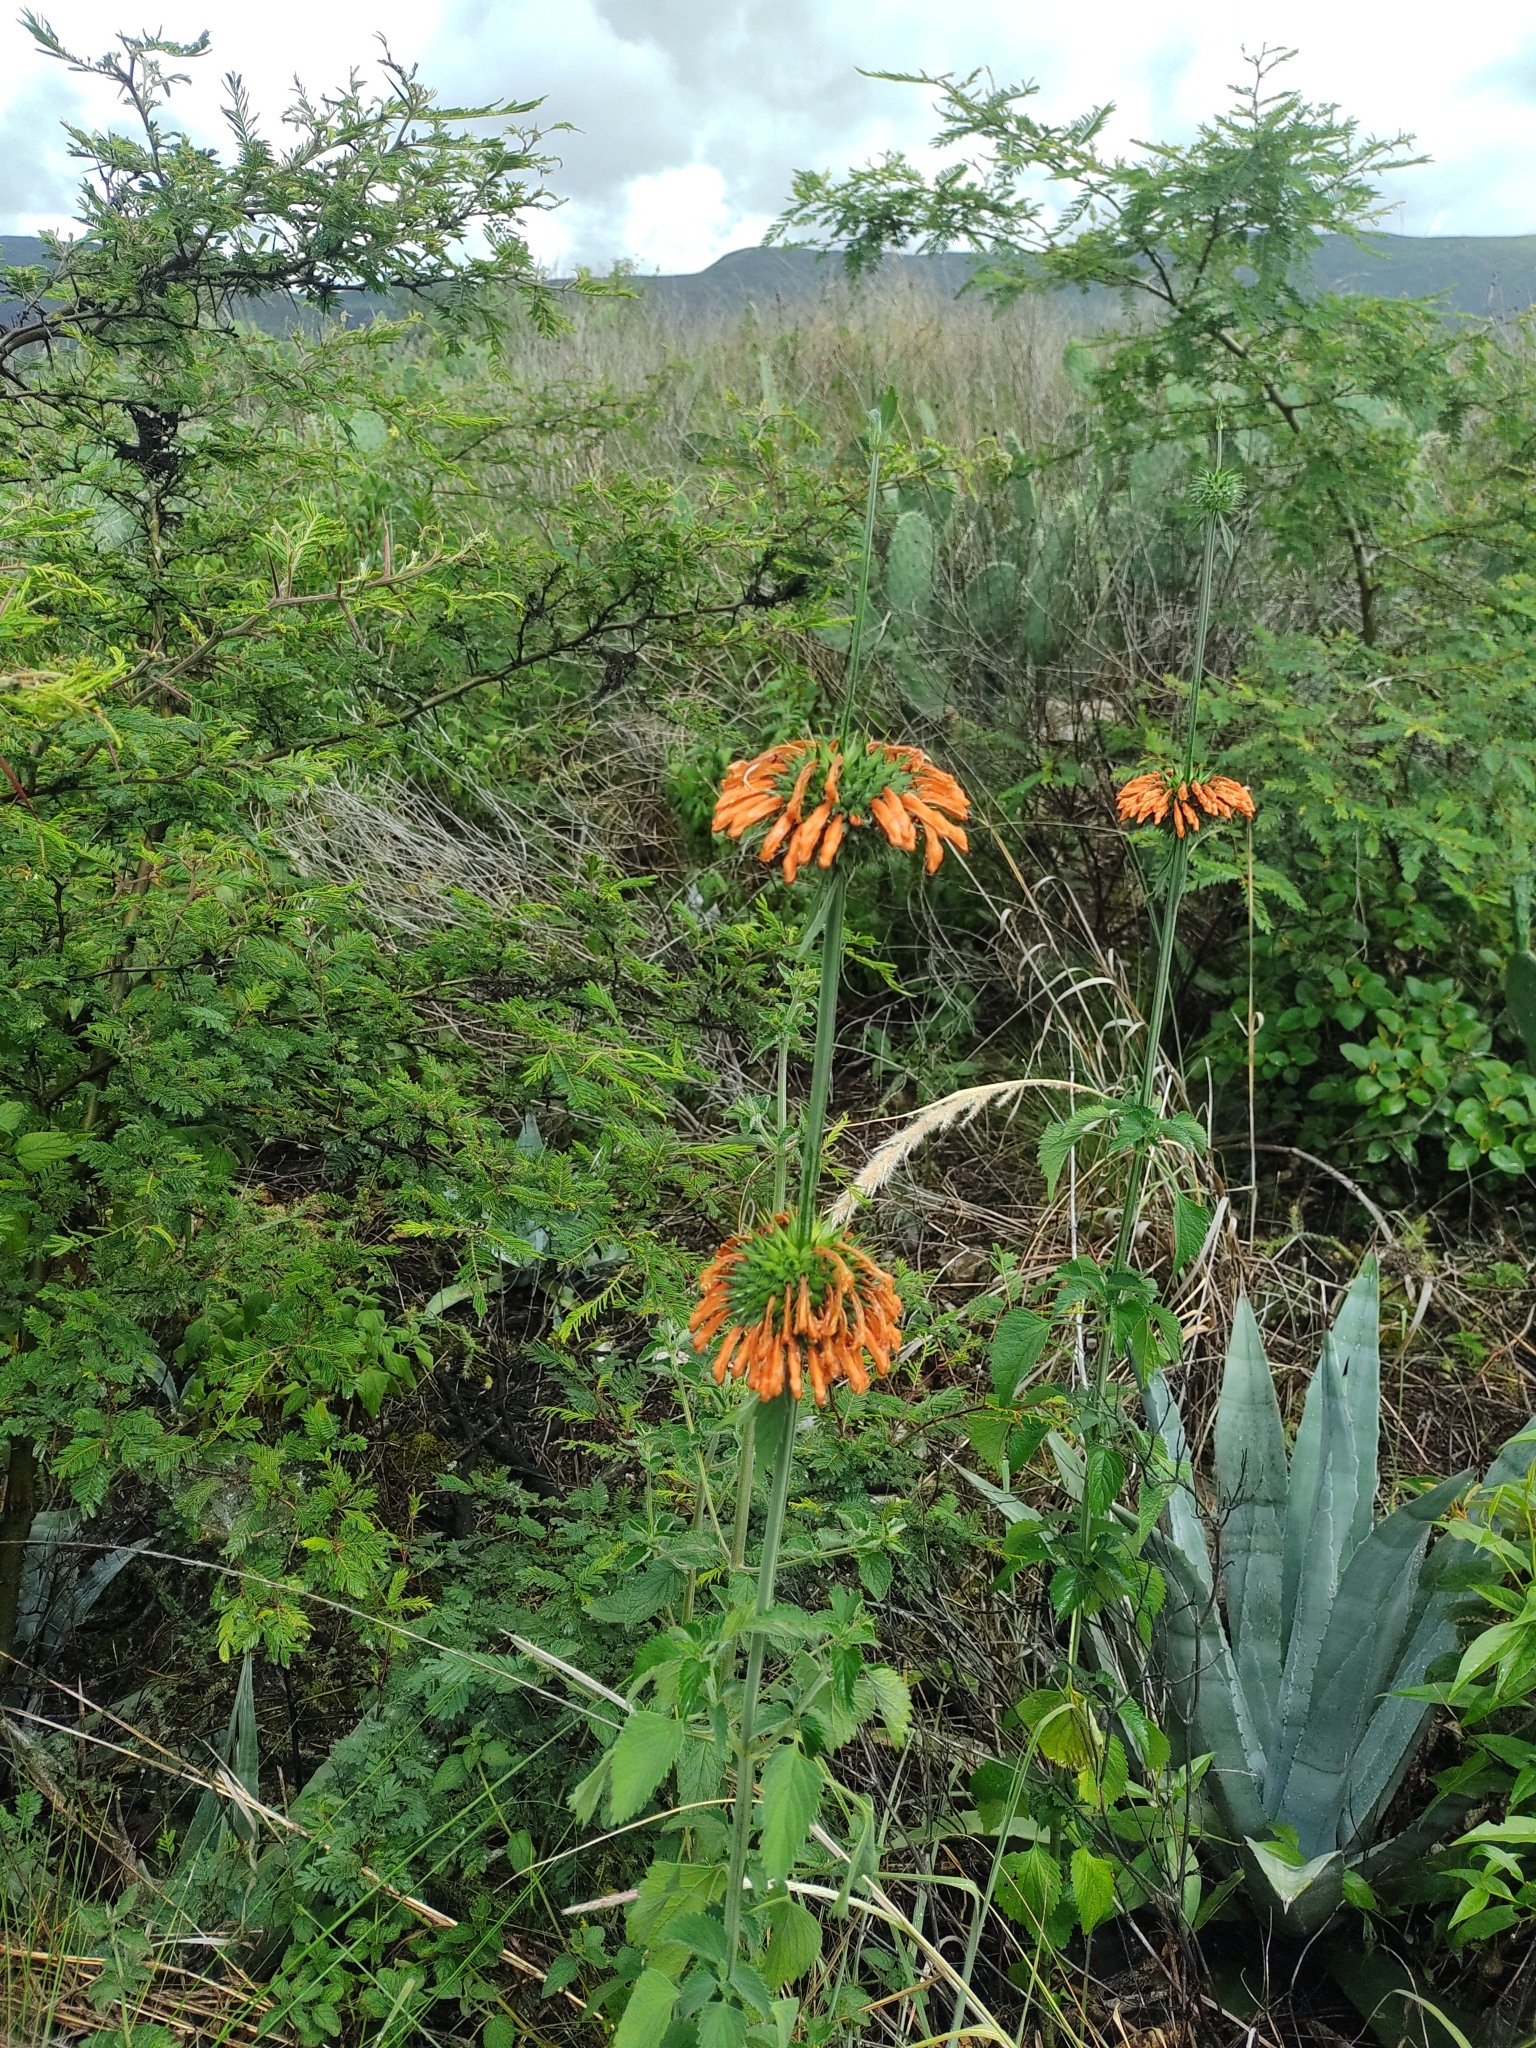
[688,1213,902,1407]
[1115,768,1255,836]
[712,735,970,881]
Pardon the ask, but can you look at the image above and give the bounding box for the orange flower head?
[1115,769,1255,838]
[687,1212,903,1407]
[712,735,970,881]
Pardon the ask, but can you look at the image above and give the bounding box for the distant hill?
[0,234,387,332]
[6,230,1536,323]
[626,235,1536,320]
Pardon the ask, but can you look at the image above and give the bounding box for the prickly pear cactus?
[1506,875,1536,1067]
[885,509,936,615]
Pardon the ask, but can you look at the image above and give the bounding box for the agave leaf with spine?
[1144,1259,1536,1933]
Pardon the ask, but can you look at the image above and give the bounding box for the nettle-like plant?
[1146,1260,1536,1932]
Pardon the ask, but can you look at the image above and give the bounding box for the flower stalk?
[1110,488,1229,1282]
[721,1389,797,1963]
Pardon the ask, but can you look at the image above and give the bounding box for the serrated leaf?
[1341,1870,1377,1912]
[729,1960,773,2019]
[1037,1104,1112,1198]
[669,1910,730,1965]
[758,1744,821,1880]
[612,1968,679,2048]
[626,1860,725,1946]
[990,1306,1050,1403]
[759,1898,821,1988]
[965,1406,1013,1474]
[541,1953,582,1999]
[588,1561,687,1626]
[1171,1194,1210,1275]
[997,1845,1061,1929]
[862,1665,912,1749]
[1070,1848,1117,1934]
[698,2003,748,2048]
[568,1752,610,1824]
[431,1752,467,1794]
[856,1547,892,1601]
[607,1710,685,1823]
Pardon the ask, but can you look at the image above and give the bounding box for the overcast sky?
[3,1,1536,271]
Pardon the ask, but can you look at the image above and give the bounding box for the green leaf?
[1245,1837,1341,1911]
[627,1860,725,1946]
[758,1744,821,1880]
[1037,1104,1112,1198]
[862,1665,912,1749]
[613,1968,680,2048]
[965,1406,1013,1474]
[1171,1194,1210,1275]
[729,1961,773,2019]
[1070,1848,1117,1934]
[16,1129,76,1172]
[997,1845,1062,1931]
[698,2004,748,2048]
[589,1562,687,1626]
[1341,1871,1378,1912]
[759,1898,821,1988]
[1281,1471,1468,1851]
[1456,1816,1536,1844]
[990,1306,1050,1403]
[541,1954,582,1999]
[1084,1443,1125,1516]
[607,1710,685,1824]
[568,1752,611,1824]
[855,1548,893,1601]
[483,2021,518,2048]
[669,1911,730,1966]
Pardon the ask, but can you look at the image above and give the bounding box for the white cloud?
[2,0,1535,264]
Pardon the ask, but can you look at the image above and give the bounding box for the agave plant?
[1145,1258,1536,1932]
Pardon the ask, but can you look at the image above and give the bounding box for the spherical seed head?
[1187,467,1244,517]
[711,734,970,883]
[688,1212,902,1406]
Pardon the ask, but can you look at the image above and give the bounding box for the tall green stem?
[838,410,884,749]
[797,872,847,1232]
[1109,509,1220,1283]
[722,1392,797,1963]
[722,856,848,1965]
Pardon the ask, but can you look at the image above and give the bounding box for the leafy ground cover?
[0,25,1534,2048]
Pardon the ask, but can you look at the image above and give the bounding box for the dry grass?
[486,265,1082,470]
